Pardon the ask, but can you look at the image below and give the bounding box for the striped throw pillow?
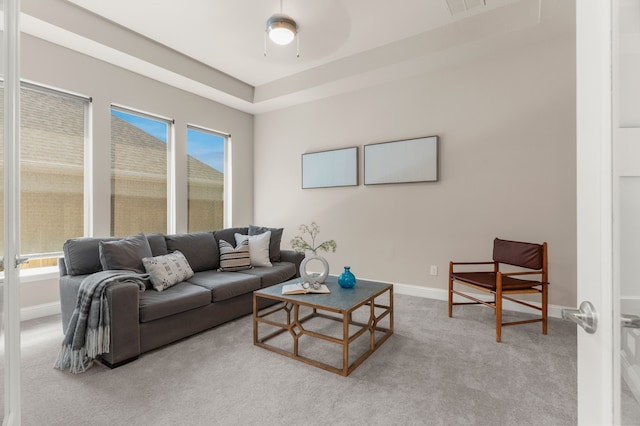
[218,239,252,272]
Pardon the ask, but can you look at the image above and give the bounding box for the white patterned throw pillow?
[235,231,272,267]
[142,250,194,292]
[218,239,252,272]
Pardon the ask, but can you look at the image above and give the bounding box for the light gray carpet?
[8,295,576,425]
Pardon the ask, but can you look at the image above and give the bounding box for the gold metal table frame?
[253,277,394,376]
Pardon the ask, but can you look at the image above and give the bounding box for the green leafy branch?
[290,222,337,255]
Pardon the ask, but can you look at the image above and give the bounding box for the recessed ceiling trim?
[20,14,256,113]
[20,0,254,103]
[20,0,573,115]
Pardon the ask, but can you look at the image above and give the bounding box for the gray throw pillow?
[99,233,153,274]
[248,225,283,262]
[63,237,118,276]
[213,227,249,246]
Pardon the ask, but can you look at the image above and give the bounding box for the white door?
[576,1,640,424]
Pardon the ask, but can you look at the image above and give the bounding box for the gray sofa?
[58,226,304,368]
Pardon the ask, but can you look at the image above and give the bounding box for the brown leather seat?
[448,238,549,342]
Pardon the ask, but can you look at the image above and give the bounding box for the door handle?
[621,314,640,329]
[0,256,30,272]
[562,301,598,334]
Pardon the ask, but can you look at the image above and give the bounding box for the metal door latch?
[621,314,640,329]
[562,301,598,334]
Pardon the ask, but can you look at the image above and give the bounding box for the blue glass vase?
[338,266,356,288]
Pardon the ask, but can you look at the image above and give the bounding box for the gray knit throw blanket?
[54,270,149,374]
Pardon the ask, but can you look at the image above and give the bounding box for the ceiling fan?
[264,0,300,58]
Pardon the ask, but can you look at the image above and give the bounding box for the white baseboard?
[18,282,569,322]
[21,301,60,322]
[392,282,568,319]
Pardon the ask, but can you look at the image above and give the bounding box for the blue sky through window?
[187,128,225,173]
[112,109,167,142]
[111,109,224,172]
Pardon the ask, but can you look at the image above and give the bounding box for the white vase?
[300,254,329,284]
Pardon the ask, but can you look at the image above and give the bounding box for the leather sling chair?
[448,238,549,342]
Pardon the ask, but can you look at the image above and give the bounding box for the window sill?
[0,266,59,284]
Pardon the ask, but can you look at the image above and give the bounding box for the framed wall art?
[364,136,438,185]
[301,147,358,189]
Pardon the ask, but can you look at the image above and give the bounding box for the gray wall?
[254,34,577,307]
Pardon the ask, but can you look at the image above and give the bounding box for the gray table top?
[255,275,393,312]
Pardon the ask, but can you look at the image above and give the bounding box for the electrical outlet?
[430,265,438,276]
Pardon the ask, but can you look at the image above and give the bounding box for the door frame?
[576,0,614,424]
[3,0,22,424]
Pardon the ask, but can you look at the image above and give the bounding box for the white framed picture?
[364,136,438,185]
[302,147,358,189]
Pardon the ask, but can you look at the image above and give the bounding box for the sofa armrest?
[58,257,67,277]
[100,281,141,367]
[59,274,85,332]
[59,275,142,367]
[279,250,305,277]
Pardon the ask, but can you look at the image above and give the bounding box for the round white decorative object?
[300,255,329,284]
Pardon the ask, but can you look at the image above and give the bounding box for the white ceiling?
[64,0,522,87]
[22,0,574,113]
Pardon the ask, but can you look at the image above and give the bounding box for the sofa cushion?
[99,233,153,274]
[146,233,169,257]
[63,237,119,276]
[143,251,194,292]
[218,239,252,272]
[187,270,261,302]
[249,225,283,263]
[213,227,249,246]
[138,282,211,323]
[165,232,219,272]
[237,262,297,288]
[235,232,272,267]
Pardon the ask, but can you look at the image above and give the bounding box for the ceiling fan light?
[269,27,295,45]
[267,14,297,45]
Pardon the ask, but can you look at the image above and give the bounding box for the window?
[0,82,89,269]
[110,107,172,236]
[187,125,226,232]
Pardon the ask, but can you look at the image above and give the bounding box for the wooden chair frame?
[448,240,548,342]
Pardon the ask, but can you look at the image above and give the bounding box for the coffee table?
[253,275,393,376]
